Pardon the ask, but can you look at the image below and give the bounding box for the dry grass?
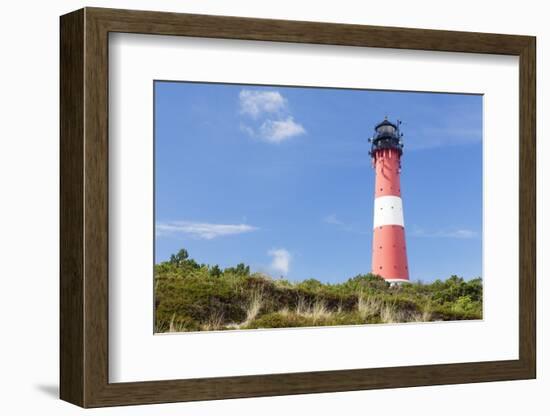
[411,302,433,322]
[380,303,406,323]
[293,297,331,323]
[166,313,192,332]
[200,310,225,331]
[357,294,382,321]
[410,311,431,322]
[168,313,177,332]
[155,319,169,333]
[241,290,264,327]
[227,290,265,330]
[295,297,309,316]
[310,300,331,323]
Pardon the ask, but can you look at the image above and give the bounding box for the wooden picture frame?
[60,7,536,408]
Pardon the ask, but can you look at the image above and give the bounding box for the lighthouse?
[369,117,409,284]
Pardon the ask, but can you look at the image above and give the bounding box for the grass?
[380,303,405,324]
[357,294,382,320]
[201,310,225,331]
[154,249,483,333]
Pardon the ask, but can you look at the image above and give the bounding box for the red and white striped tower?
[369,117,409,284]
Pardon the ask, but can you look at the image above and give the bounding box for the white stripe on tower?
[373,195,404,228]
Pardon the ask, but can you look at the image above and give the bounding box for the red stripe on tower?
[369,117,409,284]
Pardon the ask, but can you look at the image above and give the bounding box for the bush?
[154,248,483,332]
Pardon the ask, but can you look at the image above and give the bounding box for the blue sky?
[155,81,482,283]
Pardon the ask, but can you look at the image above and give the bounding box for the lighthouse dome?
[375,119,398,137]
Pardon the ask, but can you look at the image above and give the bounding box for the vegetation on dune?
[154,248,483,333]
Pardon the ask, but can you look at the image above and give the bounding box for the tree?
[224,263,250,276]
[297,279,323,292]
[343,273,389,293]
[169,249,189,267]
[210,264,222,278]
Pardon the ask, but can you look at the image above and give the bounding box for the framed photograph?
[60,7,536,408]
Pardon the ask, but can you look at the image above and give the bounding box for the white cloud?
[268,248,291,275]
[323,214,344,225]
[239,90,286,118]
[442,229,478,239]
[238,89,306,144]
[157,221,258,240]
[239,123,255,137]
[411,225,478,239]
[259,117,306,143]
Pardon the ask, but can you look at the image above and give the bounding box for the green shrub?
[154,248,483,331]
